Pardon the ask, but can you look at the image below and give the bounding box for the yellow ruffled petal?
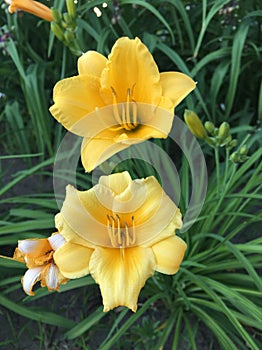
[98,171,132,195]
[152,236,187,274]
[159,72,196,108]
[54,242,93,279]
[58,185,113,247]
[89,246,156,312]
[100,37,161,105]
[78,51,107,76]
[49,75,105,134]
[55,213,94,247]
[130,176,182,246]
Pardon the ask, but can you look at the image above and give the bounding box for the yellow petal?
[54,242,93,279]
[89,246,156,312]
[98,171,132,195]
[131,176,182,245]
[93,175,148,223]
[63,184,110,226]
[78,51,107,76]
[49,75,105,133]
[55,213,93,247]
[81,134,130,172]
[100,37,161,105]
[58,186,113,247]
[79,105,174,171]
[152,236,187,274]
[160,72,196,108]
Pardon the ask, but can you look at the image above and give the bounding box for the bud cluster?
[184,110,249,163]
[51,0,81,56]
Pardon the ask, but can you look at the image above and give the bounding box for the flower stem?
[214,147,220,195]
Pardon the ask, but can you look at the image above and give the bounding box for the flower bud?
[228,139,238,149]
[204,121,215,134]
[66,0,76,18]
[64,30,74,44]
[51,8,62,23]
[230,151,239,163]
[239,145,248,155]
[184,110,207,139]
[218,122,230,140]
[51,22,64,42]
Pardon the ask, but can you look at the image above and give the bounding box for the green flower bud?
[204,121,215,134]
[227,139,238,149]
[51,8,62,23]
[51,22,64,42]
[64,30,75,44]
[220,135,232,147]
[230,152,239,163]
[63,12,72,25]
[66,0,76,18]
[239,145,248,155]
[205,136,217,147]
[218,122,230,140]
[184,110,207,139]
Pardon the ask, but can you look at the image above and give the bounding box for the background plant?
[0,0,261,349]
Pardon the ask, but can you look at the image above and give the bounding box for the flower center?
[110,86,138,131]
[107,214,136,248]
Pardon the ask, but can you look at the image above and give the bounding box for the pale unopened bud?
[184,110,207,139]
[204,121,215,134]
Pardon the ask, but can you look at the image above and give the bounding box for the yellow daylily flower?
[5,0,53,21]
[50,37,196,172]
[13,233,68,295]
[54,171,187,312]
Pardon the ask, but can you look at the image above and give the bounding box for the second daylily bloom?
[13,233,68,295]
[5,0,53,21]
[50,37,196,172]
[53,171,187,312]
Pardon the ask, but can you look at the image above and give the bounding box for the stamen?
[125,88,131,128]
[107,214,114,246]
[116,214,122,245]
[106,213,136,248]
[130,216,136,244]
[110,86,138,131]
[124,222,129,247]
[132,101,138,127]
[111,87,122,126]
